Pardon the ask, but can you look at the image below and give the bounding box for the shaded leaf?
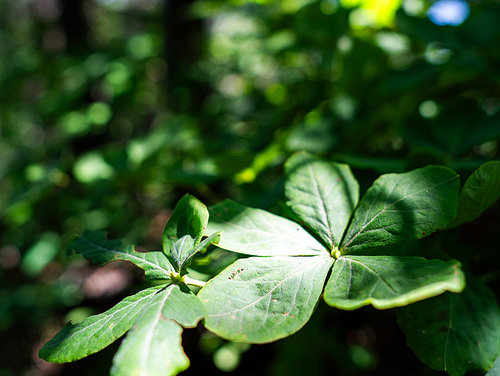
[323,256,465,310]
[67,232,174,280]
[163,194,209,258]
[205,199,327,256]
[111,284,204,376]
[341,166,459,253]
[284,151,359,250]
[39,285,165,363]
[397,276,500,376]
[198,256,333,343]
[448,161,500,228]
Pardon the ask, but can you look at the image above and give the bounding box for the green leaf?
[68,232,174,280]
[198,256,334,343]
[341,166,459,253]
[111,284,205,376]
[205,199,327,256]
[169,232,221,274]
[323,256,465,310]
[448,161,500,228]
[486,353,500,376]
[397,275,500,376]
[170,235,195,272]
[160,283,207,328]
[163,194,209,256]
[39,285,165,363]
[284,151,359,250]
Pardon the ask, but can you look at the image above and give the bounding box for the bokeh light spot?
[419,100,439,119]
[427,0,470,26]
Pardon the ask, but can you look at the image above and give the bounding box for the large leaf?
[68,232,174,280]
[397,276,500,376]
[205,199,327,256]
[284,151,359,250]
[486,353,500,376]
[340,166,459,253]
[39,285,165,363]
[111,284,205,376]
[448,161,500,228]
[323,256,465,310]
[198,256,334,343]
[163,194,209,255]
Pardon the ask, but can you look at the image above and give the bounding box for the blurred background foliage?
[0,0,499,375]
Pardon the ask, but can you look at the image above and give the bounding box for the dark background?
[1,0,499,375]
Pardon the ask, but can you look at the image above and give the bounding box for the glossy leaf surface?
[397,276,500,376]
[323,256,465,310]
[198,256,333,343]
[341,166,459,253]
[284,151,359,250]
[67,231,174,279]
[448,161,500,227]
[163,194,210,269]
[205,199,327,256]
[111,284,205,376]
[39,285,165,363]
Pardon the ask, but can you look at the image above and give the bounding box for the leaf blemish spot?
[228,267,244,280]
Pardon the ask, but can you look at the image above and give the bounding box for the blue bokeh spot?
[427,0,470,26]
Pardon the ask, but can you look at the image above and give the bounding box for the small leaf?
[169,235,195,272]
[39,285,165,363]
[111,284,205,376]
[284,151,359,250]
[323,256,465,310]
[448,161,500,228]
[68,232,174,280]
[198,256,333,343]
[172,232,221,274]
[341,166,459,253]
[205,199,327,256]
[192,231,221,256]
[163,194,209,255]
[397,275,500,376]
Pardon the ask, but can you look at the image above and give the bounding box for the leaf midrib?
[305,160,335,249]
[78,237,170,273]
[140,285,175,376]
[209,258,324,319]
[346,257,398,295]
[343,175,457,249]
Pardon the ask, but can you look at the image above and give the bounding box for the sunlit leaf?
[323,256,465,310]
[198,256,334,343]
[67,232,174,280]
[205,199,327,256]
[39,285,165,363]
[397,276,500,376]
[486,353,500,376]
[111,284,205,376]
[284,151,359,250]
[341,166,459,253]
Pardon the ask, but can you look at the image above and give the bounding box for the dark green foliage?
[2,0,500,375]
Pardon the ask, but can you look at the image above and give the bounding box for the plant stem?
[184,276,207,287]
